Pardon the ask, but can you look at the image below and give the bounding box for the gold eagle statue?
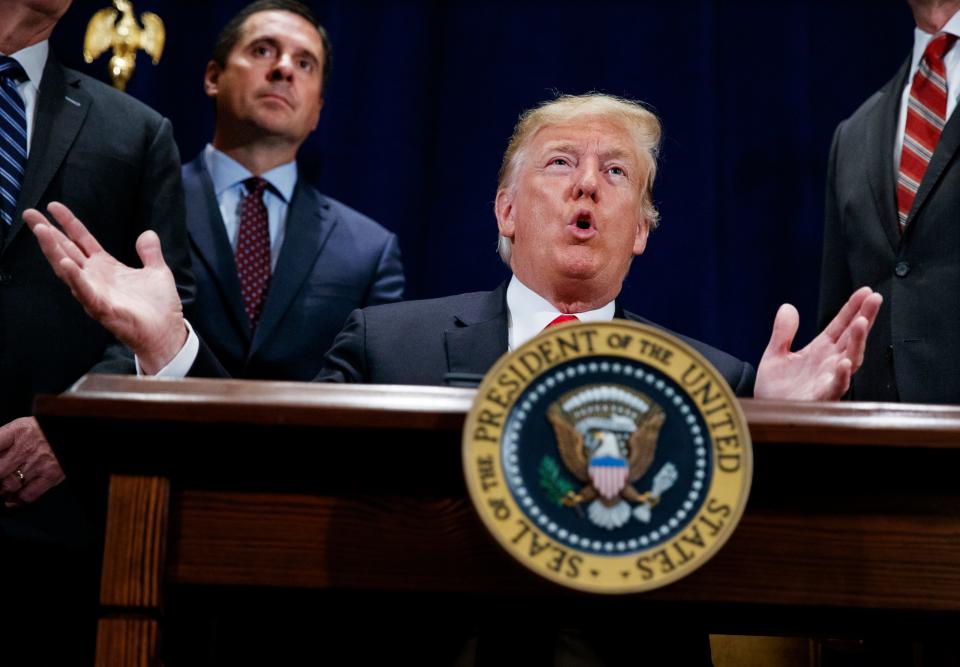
[548,402,665,509]
[83,0,165,91]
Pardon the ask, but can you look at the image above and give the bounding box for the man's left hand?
[755,286,882,401]
[0,417,65,507]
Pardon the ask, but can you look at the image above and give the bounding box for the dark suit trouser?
[2,485,99,664]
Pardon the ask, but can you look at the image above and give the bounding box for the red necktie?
[545,314,580,329]
[897,32,957,231]
[236,177,271,327]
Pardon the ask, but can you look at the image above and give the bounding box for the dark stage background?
[51,1,912,367]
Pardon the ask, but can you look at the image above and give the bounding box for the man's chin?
[243,115,302,142]
[556,256,630,294]
[555,252,603,281]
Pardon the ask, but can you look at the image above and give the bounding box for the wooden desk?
[36,375,960,665]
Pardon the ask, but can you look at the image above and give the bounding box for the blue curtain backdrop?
[51,1,912,367]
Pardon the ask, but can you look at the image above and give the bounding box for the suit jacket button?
[894,261,910,277]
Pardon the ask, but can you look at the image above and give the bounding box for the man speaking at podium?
[26,93,881,405]
[27,91,881,663]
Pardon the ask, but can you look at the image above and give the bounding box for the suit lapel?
[183,157,251,340]
[444,283,510,381]
[865,57,909,252]
[250,183,336,355]
[6,57,90,250]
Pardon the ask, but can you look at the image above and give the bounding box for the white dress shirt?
[153,275,617,378]
[894,11,960,172]
[506,275,616,350]
[2,40,47,154]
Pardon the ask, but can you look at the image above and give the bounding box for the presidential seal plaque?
[462,320,752,594]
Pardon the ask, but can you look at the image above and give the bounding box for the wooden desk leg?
[95,474,170,667]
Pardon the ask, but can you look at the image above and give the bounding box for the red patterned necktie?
[236,177,271,327]
[545,314,580,329]
[897,32,957,231]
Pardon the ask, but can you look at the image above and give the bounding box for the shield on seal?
[588,454,629,499]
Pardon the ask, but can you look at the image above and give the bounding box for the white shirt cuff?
[134,319,200,378]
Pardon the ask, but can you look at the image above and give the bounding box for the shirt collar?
[506,274,616,349]
[911,9,960,71]
[203,143,297,202]
[2,40,47,89]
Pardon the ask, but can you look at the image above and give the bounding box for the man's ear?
[203,60,221,98]
[632,216,650,257]
[495,188,516,239]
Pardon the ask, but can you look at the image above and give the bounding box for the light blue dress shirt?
[4,40,48,154]
[202,143,298,271]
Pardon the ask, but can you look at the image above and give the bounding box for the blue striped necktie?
[0,56,27,229]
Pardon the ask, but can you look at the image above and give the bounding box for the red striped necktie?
[897,32,957,231]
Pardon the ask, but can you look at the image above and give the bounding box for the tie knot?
[243,177,269,198]
[924,32,957,64]
[546,314,579,329]
[0,56,26,82]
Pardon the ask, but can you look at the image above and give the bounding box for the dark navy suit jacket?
[316,281,756,395]
[182,155,404,381]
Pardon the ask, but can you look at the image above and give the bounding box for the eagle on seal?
[547,400,666,529]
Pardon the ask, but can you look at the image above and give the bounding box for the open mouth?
[569,210,597,238]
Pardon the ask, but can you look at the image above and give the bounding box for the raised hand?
[24,202,187,374]
[754,286,882,401]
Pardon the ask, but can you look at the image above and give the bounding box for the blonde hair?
[496,93,661,264]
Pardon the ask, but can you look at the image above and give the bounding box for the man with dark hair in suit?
[182,0,403,381]
[0,0,191,660]
[819,0,960,404]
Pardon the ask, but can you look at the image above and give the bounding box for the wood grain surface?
[31,374,960,659]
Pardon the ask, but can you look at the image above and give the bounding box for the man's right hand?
[24,202,187,374]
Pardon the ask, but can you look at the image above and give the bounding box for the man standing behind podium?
[1,0,191,661]
[182,0,403,380]
[819,0,960,403]
[0,2,191,518]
